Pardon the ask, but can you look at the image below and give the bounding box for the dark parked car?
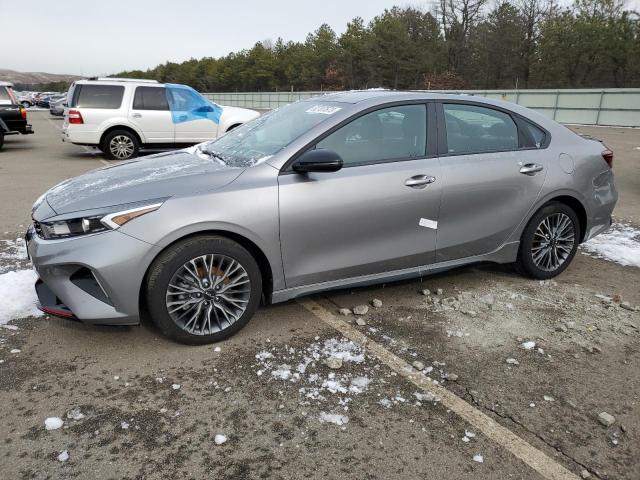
[0,82,34,149]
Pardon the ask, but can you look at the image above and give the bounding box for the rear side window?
[316,104,427,166]
[444,103,518,154]
[133,87,169,111]
[71,85,124,109]
[520,121,546,149]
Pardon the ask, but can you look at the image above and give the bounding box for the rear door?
[66,84,125,137]
[435,101,549,262]
[278,103,442,288]
[129,86,174,143]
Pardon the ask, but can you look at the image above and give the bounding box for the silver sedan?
[27,91,617,343]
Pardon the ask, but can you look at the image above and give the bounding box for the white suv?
[62,78,260,160]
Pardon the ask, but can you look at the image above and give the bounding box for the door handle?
[519,163,544,175]
[132,113,142,118]
[405,175,436,189]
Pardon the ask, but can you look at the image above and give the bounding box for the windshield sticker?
[305,105,342,115]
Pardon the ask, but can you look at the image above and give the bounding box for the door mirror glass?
[193,104,214,113]
[292,149,343,173]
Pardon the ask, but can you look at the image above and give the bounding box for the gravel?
[598,412,616,426]
[353,305,369,315]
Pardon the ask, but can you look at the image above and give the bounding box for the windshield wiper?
[198,145,227,164]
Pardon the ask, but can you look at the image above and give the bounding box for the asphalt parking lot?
[0,111,639,480]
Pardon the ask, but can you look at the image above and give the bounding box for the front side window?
[444,103,518,154]
[72,85,124,109]
[316,104,427,166]
[133,87,169,111]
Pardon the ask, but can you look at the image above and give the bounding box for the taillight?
[19,106,27,120]
[602,149,613,168]
[68,109,84,124]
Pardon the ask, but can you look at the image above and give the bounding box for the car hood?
[39,150,244,218]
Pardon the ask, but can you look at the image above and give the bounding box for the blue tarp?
[166,84,223,125]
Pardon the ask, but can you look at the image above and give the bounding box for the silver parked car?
[26,91,617,344]
[49,95,67,116]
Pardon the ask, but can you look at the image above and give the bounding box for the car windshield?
[199,100,344,168]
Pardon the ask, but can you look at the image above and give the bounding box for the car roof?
[319,89,484,104]
[0,81,14,87]
[76,78,160,86]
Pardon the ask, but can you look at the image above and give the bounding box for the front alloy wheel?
[166,254,251,335]
[517,202,580,279]
[146,236,262,344]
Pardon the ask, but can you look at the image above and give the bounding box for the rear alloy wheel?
[102,130,139,160]
[146,236,262,344]
[516,202,580,279]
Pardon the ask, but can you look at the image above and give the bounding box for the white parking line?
[299,299,580,480]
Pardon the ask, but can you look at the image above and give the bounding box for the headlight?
[35,202,164,240]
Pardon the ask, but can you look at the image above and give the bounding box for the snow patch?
[0,270,42,324]
[45,417,63,430]
[521,341,536,350]
[57,450,69,462]
[319,412,349,425]
[581,223,640,267]
[214,434,227,445]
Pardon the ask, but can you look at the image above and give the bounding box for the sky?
[2,0,638,76]
[0,0,407,76]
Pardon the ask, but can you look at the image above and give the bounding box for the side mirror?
[194,105,214,113]
[292,149,343,173]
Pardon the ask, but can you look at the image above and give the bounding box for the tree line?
[112,0,638,91]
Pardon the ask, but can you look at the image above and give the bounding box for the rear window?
[133,86,169,111]
[0,87,12,104]
[71,85,124,109]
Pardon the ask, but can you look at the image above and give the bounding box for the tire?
[21,101,31,108]
[516,202,580,280]
[0,132,4,150]
[145,235,263,345]
[102,130,139,160]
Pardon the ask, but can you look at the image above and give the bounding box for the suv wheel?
[145,236,262,344]
[21,101,31,108]
[516,202,580,279]
[102,130,139,160]
[0,131,4,150]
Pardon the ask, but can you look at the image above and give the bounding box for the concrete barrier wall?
[203,89,640,127]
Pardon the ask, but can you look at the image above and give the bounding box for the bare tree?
[437,0,489,70]
[516,0,554,87]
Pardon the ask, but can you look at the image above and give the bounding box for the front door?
[167,85,220,143]
[278,103,442,288]
[435,102,548,262]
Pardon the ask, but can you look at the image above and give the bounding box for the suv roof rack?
[86,77,159,84]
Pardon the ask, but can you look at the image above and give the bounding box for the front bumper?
[26,226,161,325]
